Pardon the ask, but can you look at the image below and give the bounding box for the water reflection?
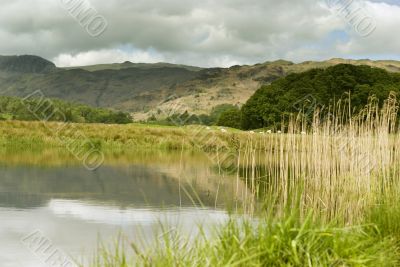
[48,199,228,225]
[0,165,242,209]
[0,150,248,267]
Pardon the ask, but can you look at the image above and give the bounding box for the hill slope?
[1,55,400,120]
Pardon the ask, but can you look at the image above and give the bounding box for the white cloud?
[0,0,399,67]
[336,1,400,56]
[53,48,165,67]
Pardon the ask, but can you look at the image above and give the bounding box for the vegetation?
[0,96,132,124]
[216,106,241,129]
[241,64,400,129]
[90,211,399,267]
[86,93,400,266]
[147,104,240,127]
[0,121,243,152]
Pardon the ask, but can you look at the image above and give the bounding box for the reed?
[237,94,400,224]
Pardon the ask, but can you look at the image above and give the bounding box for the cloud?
[53,48,165,67]
[0,0,399,67]
[335,1,400,58]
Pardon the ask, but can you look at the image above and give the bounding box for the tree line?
[0,96,132,124]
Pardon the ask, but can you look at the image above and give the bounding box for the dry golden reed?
[238,93,400,223]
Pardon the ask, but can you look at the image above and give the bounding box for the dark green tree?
[217,108,242,129]
[241,64,400,130]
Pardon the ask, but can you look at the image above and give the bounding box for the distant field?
[0,120,246,151]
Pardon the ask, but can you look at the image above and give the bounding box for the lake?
[0,150,250,267]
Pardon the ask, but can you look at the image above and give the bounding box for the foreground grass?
[88,210,400,267]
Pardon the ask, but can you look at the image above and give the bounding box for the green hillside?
[241,64,400,130]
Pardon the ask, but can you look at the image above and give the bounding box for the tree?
[217,108,242,129]
[210,104,240,124]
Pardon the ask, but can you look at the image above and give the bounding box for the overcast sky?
[0,0,399,67]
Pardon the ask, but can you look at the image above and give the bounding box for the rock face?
[0,55,56,74]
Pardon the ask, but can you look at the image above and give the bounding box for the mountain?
[0,55,56,73]
[65,61,203,72]
[1,55,400,120]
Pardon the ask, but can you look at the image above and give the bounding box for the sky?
[0,0,399,67]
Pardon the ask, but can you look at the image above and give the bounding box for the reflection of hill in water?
[0,163,247,209]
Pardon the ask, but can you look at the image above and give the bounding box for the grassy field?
[0,120,246,151]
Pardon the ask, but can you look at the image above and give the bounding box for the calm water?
[0,150,249,267]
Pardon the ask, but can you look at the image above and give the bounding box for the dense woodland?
[240,64,400,129]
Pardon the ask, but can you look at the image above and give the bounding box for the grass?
[367,191,400,240]
[88,209,400,267]
[0,121,246,152]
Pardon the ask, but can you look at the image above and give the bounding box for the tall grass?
[237,94,400,224]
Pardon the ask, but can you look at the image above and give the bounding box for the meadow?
[0,120,243,152]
